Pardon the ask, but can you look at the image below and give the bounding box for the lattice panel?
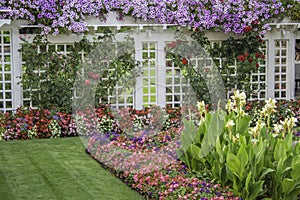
[250,41,267,100]
[97,43,134,108]
[165,41,225,107]
[104,65,134,108]
[274,40,288,99]
[22,43,80,108]
[211,41,238,99]
[21,41,135,109]
[142,42,157,107]
[165,53,188,107]
[0,30,12,112]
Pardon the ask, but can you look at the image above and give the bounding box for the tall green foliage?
[177,91,300,199]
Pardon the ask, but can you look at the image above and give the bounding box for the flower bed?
[86,128,238,200]
[84,96,300,199]
[1,97,300,199]
[1,99,299,141]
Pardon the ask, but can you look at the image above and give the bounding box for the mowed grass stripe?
[0,137,144,200]
[0,142,59,199]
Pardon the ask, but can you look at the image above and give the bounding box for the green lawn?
[0,137,144,200]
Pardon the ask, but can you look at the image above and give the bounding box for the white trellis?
[0,13,300,112]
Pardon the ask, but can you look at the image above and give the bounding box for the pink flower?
[85,79,90,86]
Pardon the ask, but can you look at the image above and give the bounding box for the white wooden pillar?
[11,21,22,110]
[266,32,276,99]
[134,34,144,109]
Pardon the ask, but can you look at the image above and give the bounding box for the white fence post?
[11,22,22,110]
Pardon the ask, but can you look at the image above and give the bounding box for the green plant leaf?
[226,152,241,179]
[189,144,202,161]
[277,157,286,178]
[286,184,300,200]
[215,139,224,163]
[212,161,221,179]
[236,116,251,135]
[179,119,197,152]
[259,168,275,181]
[248,180,264,200]
[245,171,252,195]
[237,143,248,178]
[274,141,287,162]
[200,111,224,157]
[282,178,295,194]
[291,157,300,180]
[292,155,300,169]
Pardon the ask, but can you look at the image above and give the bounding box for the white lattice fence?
[20,33,136,110]
[274,39,288,99]
[0,30,13,112]
[1,24,299,112]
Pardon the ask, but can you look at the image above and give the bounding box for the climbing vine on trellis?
[20,29,140,113]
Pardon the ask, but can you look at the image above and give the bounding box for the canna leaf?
[282,178,295,194]
[226,152,241,179]
[236,116,251,135]
[274,141,287,162]
[248,180,264,200]
[237,143,248,178]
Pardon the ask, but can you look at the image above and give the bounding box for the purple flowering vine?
[0,0,287,34]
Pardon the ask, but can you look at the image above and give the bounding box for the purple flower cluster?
[0,0,285,34]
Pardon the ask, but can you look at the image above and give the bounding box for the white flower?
[225,120,235,129]
[230,90,247,115]
[232,133,240,143]
[249,126,258,136]
[231,90,246,102]
[249,120,265,137]
[265,98,277,110]
[273,124,283,134]
[281,117,298,131]
[251,138,259,145]
[197,101,206,114]
[226,99,234,112]
[261,98,277,117]
[288,117,298,128]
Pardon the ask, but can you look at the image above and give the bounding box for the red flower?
[85,79,90,86]
[251,20,259,26]
[88,72,99,79]
[181,58,188,65]
[261,54,265,59]
[256,63,260,68]
[255,52,260,58]
[243,26,252,33]
[167,42,176,49]
[244,52,249,57]
[237,55,246,62]
[248,58,253,63]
